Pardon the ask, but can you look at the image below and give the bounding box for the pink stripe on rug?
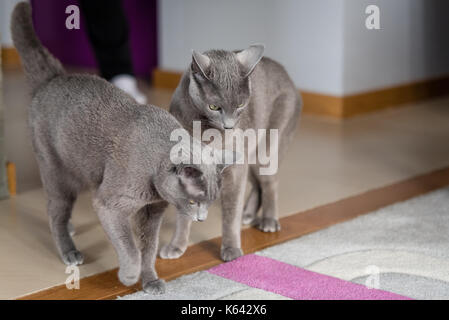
[208,254,410,300]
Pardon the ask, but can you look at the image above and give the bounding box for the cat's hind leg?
[242,167,261,225]
[253,92,299,233]
[42,173,83,266]
[47,194,83,265]
[33,141,83,265]
[256,175,280,232]
[68,221,75,236]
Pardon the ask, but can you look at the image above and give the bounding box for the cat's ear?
[176,165,205,197]
[236,44,265,78]
[191,50,211,80]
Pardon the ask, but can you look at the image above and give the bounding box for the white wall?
[4,0,448,96]
[0,0,24,47]
[342,0,449,95]
[159,0,449,96]
[158,0,345,95]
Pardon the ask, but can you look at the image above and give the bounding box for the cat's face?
[156,158,233,222]
[188,45,264,130]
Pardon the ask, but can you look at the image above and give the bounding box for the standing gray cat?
[11,2,233,294]
[160,45,302,262]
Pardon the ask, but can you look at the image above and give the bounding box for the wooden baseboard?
[152,68,449,118]
[301,91,344,117]
[1,47,21,69]
[6,162,16,196]
[342,76,449,117]
[152,68,182,89]
[18,166,449,300]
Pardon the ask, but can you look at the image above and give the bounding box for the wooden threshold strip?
[19,166,449,300]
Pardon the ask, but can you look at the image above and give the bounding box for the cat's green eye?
[189,199,196,205]
[237,103,245,108]
[209,104,220,111]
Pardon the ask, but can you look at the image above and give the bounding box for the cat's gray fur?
[11,2,232,294]
[161,45,302,261]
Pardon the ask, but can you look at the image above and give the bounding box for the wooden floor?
[18,166,449,300]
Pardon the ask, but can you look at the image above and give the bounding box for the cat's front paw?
[221,247,243,262]
[61,250,84,266]
[118,265,141,286]
[257,218,281,232]
[159,244,185,259]
[143,279,166,295]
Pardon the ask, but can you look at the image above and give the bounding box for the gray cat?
[160,45,302,261]
[11,2,233,294]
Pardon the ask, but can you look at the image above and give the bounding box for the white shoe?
[110,74,147,104]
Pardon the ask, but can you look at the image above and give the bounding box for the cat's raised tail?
[11,2,65,92]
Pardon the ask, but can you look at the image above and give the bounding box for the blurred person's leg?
[79,0,146,104]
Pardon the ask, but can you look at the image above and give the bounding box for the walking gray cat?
[11,2,233,294]
[160,45,302,262]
